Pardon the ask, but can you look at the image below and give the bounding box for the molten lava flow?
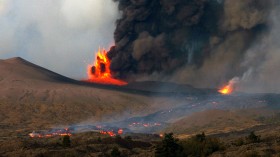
[87,48,127,86]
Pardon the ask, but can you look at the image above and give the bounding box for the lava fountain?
[218,77,240,95]
[218,84,233,95]
[87,48,127,86]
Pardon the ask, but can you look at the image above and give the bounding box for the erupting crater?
[219,85,233,95]
[218,77,239,95]
[218,81,234,95]
[86,48,127,86]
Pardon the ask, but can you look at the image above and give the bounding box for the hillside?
[0,57,181,130]
[1,57,280,156]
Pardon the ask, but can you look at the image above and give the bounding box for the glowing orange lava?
[218,85,233,95]
[218,77,239,95]
[87,48,127,86]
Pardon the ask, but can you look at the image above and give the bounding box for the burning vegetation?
[87,48,127,86]
[218,77,239,95]
[29,128,71,138]
[29,126,124,138]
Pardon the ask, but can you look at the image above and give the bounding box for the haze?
[0,0,118,79]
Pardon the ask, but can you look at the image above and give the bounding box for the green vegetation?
[234,131,261,146]
[3,129,280,156]
[124,136,132,141]
[97,136,102,143]
[62,135,71,147]
[111,147,121,157]
[155,132,224,157]
[234,137,245,146]
[246,131,261,143]
[244,151,260,157]
[180,132,224,157]
[155,133,182,157]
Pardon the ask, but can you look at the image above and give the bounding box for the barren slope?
[0,57,184,131]
[1,57,280,139]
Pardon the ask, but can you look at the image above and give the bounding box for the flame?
[100,128,123,137]
[29,128,72,138]
[100,130,116,137]
[118,129,124,134]
[87,48,127,86]
[218,77,239,95]
[218,84,233,95]
[29,126,124,138]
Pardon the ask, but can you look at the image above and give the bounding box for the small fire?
[29,128,71,138]
[218,84,233,95]
[100,130,116,137]
[99,128,123,137]
[87,48,127,86]
[218,77,240,95]
[29,126,124,138]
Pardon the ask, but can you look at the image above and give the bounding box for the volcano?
[0,57,162,128]
[1,57,280,156]
[0,57,217,131]
[1,57,280,131]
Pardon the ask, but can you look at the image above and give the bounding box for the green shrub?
[180,132,223,157]
[111,147,121,157]
[244,150,260,157]
[124,136,132,141]
[234,138,245,146]
[155,133,183,157]
[155,132,223,157]
[62,135,71,147]
[246,131,261,143]
[97,136,102,143]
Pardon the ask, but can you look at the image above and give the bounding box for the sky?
[0,0,119,79]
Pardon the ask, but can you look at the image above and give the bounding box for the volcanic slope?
[2,57,280,139]
[0,57,187,131]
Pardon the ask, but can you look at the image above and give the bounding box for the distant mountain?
[0,57,76,84]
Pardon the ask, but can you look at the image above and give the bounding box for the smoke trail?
[237,5,280,93]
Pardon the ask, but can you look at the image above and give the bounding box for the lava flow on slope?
[86,48,127,86]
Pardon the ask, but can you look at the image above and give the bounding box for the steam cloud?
[0,0,118,78]
[109,0,280,93]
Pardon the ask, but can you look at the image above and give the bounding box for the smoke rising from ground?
[109,0,280,93]
[237,6,280,93]
[0,0,118,78]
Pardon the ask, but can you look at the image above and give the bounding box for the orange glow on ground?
[87,48,127,86]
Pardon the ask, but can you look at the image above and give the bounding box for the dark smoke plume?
[108,0,278,92]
